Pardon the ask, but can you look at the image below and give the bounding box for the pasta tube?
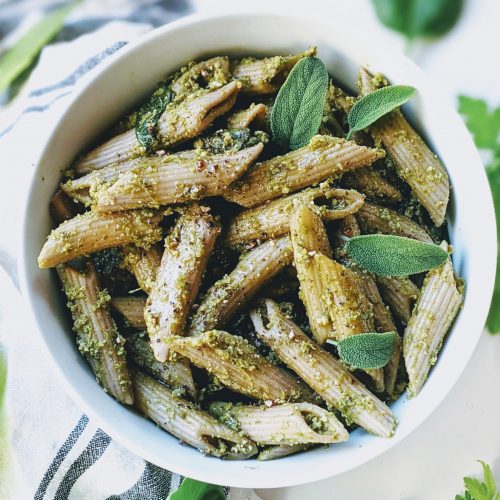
[342,168,402,203]
[110,296,147,329]
[169,330,316,404]
[93,143,263,212]
[227,103,268,129]
[38,209,162,268]
[126,333,196,398]
[209,402,348,446]
[223,187,365,250]
[403,242,464,397]
[258,444,309,461]
[376,276,420,325]
[122,244,162,294]
[356,202,432,242]
[187,235,293,336]
[145,205,220,362]
[49,190,81,223]
[358,68,450,226]
[224,135,384,207]
[58,262,133,404]
[250,300,397,438]
[231,48,315,94]
[133,371,257,459]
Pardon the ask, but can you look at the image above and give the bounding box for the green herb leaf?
[456,461,500,500]
[168,478,225,500]
[331,332,397,369]
[135,82,175,152]
[0,1,79,93]
[270,57,329,150]
[371,0,464,40]
[345,234,448,276]
[347,85,416,139]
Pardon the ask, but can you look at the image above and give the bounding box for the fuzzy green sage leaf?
[345,234,448,276]
[135,82,175,152]
[347,85,416,139]
[168,478,225,500]
[329,332,397,370]
[270,56,329,150]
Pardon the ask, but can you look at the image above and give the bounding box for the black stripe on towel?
[34,414,89,500]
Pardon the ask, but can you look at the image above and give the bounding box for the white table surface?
[190,1,500,498]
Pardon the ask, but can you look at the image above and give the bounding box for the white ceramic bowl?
[19,13,496,488]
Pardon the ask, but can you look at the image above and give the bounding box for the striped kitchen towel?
[0,6,259,499]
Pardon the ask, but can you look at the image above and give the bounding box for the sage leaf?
[135,82,175,152]
[345,234,448,276]
[332,332,397,370]
[347,85,416,138]
[0,1,79,94]
[168,478,225,500]
[270,57,328,150]
[371,0,464,40]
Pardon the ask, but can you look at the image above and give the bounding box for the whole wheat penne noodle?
[169,330,317,404]
[38,209,162,269]
[342,168,402,203]
[224,135,385,207]
[111,297,147,329]
[223,187,365,250]
[251,300,397,438]
[122,244,162,294]
[258,444,310,460]
[187,235,293,336]
[50,190,82,223]
[227,103,268,129]
[358,68,449,226]
[356,202,433,243]
[74,81,241,175]
[127,333,196,398]
[403,242,464,397]
[93,143,263,212]
[58,262,133,404]
[145,205,220,362]
[376,276,420,325]
[231,48,315,94]
[209,402,348,446]
[290,206,334,346]
[133,371,257,459]
[314,254,384,392]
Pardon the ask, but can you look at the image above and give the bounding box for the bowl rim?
[18,11,497,489]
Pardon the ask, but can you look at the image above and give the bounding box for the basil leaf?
[0,1,79,94]
[168,478,225,500]
[135,82,175,152]
[270,57,328,150]
[345,234,448,276]
[332,332,397,369]
[371,0,464,39]
[347,85,416,138]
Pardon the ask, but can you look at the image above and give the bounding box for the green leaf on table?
[456,461,499,500]
[347,84,416,138]
[168,478,226,500]
[0,1,79,94]
[345,234,448,276]
[270,56,329,150]
[328,332,397,369]
[371,0,464,39]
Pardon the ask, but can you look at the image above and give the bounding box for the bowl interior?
[19,13,496,488]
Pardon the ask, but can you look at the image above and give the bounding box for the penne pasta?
[133,371,257,459]
[187,235,293,336]
[49,190,82,223]
[342,168,402,203]
[111,296,147,329]
[231,48,315,94]
[250,300,397,438]
[58,262,133,404]
[38,209,162,269]
[169,330,317,404]
[227,103,268,129]
[258,444,310,461]
[358,68,450,226]
[356,202,433,242]
[376,276,420,325]
[126,333,196,398]
[224,135,384,207]
[122,243,162,294]
[403,242,464,397]
[92,143,263,212]
[223,186,365,250]
[145,205,220,362]
[209,401,348,446]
